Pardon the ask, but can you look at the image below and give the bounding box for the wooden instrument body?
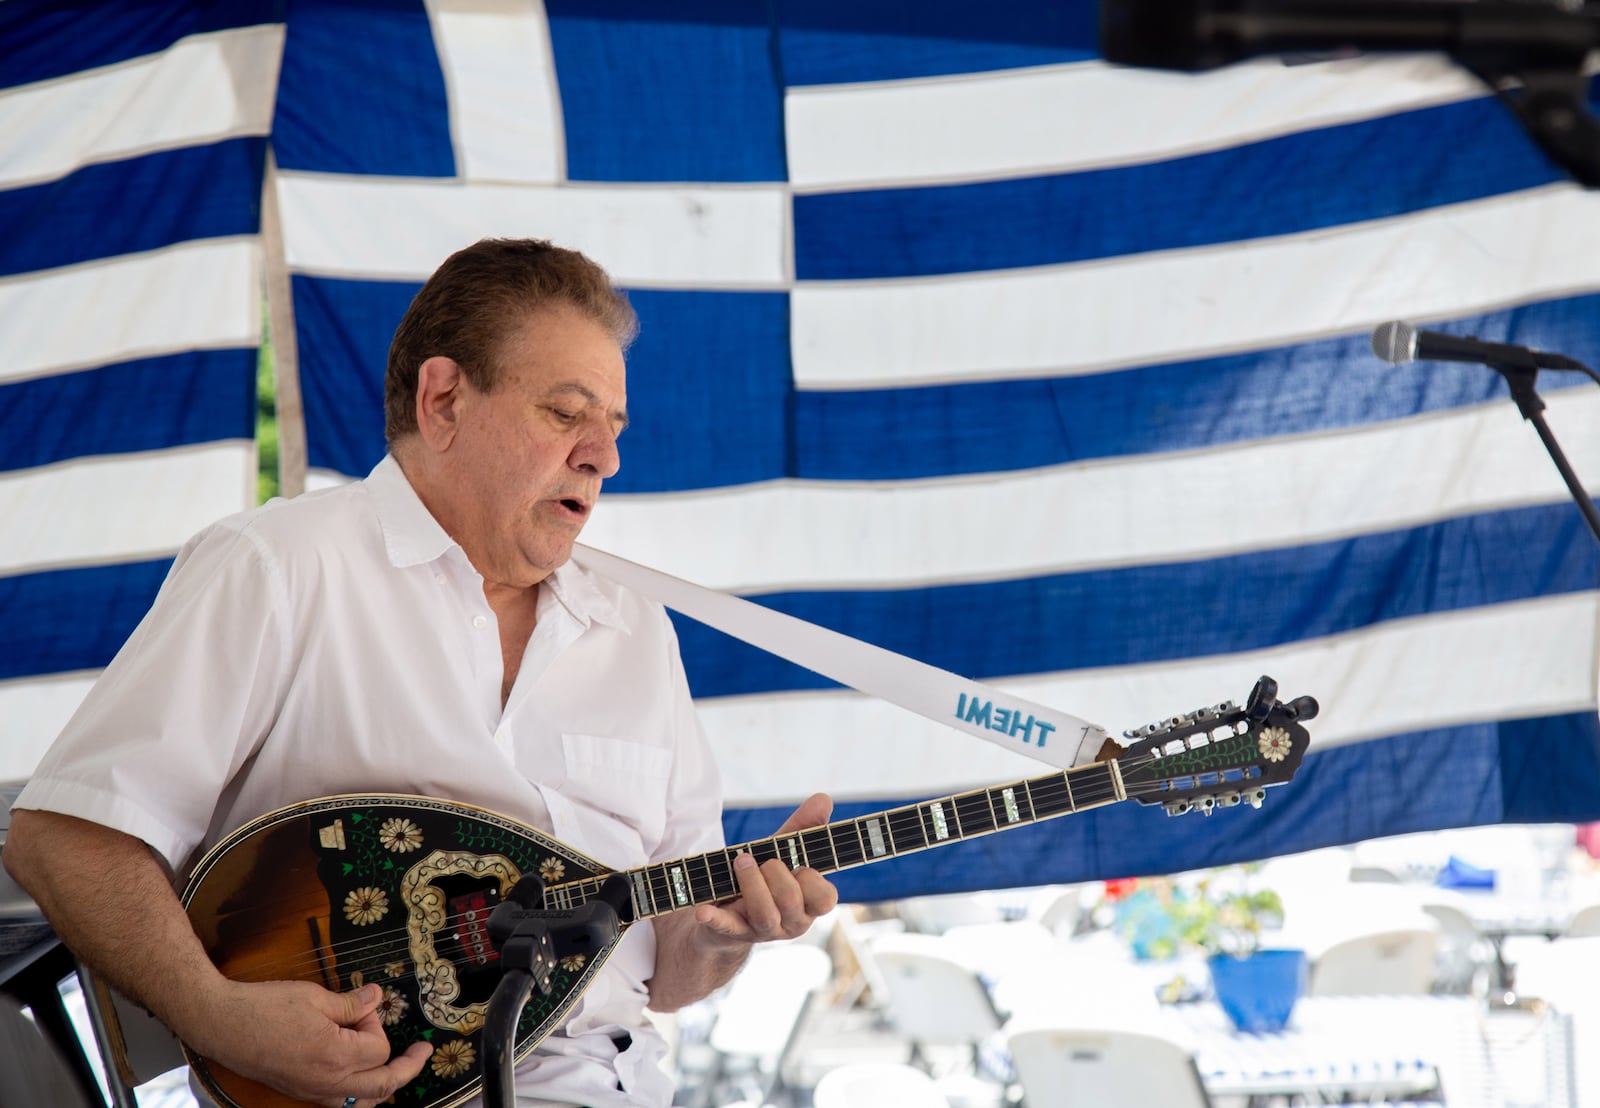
[181,795,617,1108]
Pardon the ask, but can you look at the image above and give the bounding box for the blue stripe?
[293,277,1600,488]
[0,560,172,681]
[614,290,792,492]
[674,503,1600,699]
[294,275,408,478]
[547,0,786,182]
[0,139,266,278]
[776,1,1097,86]
[723,711,1600,900]
[272,0,453,177]
[791,295,1600,481]
[0,351,257,475]
[0,0,283,91]
[294,276,794,487]
[795,97,1561,279]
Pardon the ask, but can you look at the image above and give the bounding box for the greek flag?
[4,0,1598,900]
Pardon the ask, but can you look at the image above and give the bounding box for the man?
[3,238,837,1107]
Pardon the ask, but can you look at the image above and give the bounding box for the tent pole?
[260,146,307,498]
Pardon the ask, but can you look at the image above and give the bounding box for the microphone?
[1371,320,1585,372]
[1100,0,1600,72]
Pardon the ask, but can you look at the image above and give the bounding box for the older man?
[3,239,836,1108]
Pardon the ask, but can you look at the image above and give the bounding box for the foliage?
[257,323,279,504]
[1103,866,1284,959]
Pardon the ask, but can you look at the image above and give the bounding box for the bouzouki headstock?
[1109,675,1317,817]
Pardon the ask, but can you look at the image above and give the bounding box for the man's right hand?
[187,978,434,1108]
[2,811,433,1108]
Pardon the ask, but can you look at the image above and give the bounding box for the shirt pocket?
[548,733,674,867]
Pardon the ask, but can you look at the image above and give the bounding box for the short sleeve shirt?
[18,455,725,1106]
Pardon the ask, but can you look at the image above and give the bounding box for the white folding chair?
[830,908,904,1016]
[1563,902,1600,938]
[1006,1025,1213,1108]
[1419,900,1494,996]
[1025,885,1084,939]
[1309,928,1439,996]
[691,941,833,1108]
[868,932,1008,1082]
[812,1061,951,1108]
[894,893,1005,935]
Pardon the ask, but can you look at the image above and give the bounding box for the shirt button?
[435,573,446,584]
[472,615,487,629]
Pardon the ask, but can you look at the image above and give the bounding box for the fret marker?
[670,866,690,906]
[865,819,888,857]
[784,837,801,868]
[930,802,950,841]
[631,872,650,912]
[1002,787,1020,824]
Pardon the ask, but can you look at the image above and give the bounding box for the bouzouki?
[180,676,1317,1107]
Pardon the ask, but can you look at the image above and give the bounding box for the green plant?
[1173,867,1284,957]
[1105,865,1284,959]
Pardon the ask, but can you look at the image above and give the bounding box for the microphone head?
[1371,320,1418,365]
[1099,0,1239,71]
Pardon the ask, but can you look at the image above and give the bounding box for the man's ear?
[415,356,466,451]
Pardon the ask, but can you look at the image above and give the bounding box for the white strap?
[575,544,1110,770]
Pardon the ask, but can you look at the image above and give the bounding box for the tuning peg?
[1285,695,1319,721]
[1246,788,1266,809]
[1216,792,1241,808]
[1163,800,1193,817]
[1246,675,1279,721]
[1195,796,1216,816]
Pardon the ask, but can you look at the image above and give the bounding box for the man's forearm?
[5,809,438,1103]
[2,809,229,1049]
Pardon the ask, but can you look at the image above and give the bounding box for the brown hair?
[384,238,638,443]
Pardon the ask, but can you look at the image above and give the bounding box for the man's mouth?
[555,496,590,520]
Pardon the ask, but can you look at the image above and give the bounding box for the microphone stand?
[1487,350,1600,547]
[480,875,625,1108]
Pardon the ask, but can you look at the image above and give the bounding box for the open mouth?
[557,497,589,518]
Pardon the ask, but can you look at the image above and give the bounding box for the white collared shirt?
[19,455,725,1106]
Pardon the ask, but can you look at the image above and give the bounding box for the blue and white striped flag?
[4,1,1598,901]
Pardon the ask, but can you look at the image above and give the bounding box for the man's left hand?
[692,792,839,944]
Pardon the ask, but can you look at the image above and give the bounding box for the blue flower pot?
[1208,948,1306,1033]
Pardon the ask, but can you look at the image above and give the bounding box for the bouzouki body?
[180,676,1317,1107]
[181,796,615,1108]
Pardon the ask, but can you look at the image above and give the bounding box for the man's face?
[444,303,628,590]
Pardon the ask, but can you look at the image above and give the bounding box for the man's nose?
[573,423,621,478]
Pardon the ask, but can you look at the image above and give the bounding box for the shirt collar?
[366,454,456,568]
[544,560,629,633]
[367,454,629,633]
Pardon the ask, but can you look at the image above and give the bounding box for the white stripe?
[787,54,1484,190]
[276,173,788,288]
[0,674,99,781]
[0,444,255,576]
[0,238,262,385]
[426,0,564,183]
[704,591,1599,806]
[582,386,1600,593]
[0,25,283,191]
[790,186,1600,389]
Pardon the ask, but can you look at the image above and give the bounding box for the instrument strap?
[575,544,1110,770]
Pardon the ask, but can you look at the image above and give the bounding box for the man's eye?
[548,408,580,424]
